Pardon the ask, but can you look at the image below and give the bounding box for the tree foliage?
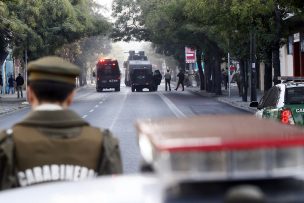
[112,0,304,94]
[0,0,111,61]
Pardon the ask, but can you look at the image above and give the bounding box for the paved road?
[0,84,250,174]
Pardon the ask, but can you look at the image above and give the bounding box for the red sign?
[229,65,236,71]
[185,47,196,63]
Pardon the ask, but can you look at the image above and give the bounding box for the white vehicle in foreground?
[1,115,304,203]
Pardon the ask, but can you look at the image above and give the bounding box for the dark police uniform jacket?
[0,109,122,190]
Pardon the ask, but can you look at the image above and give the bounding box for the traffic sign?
[185,47,196,63]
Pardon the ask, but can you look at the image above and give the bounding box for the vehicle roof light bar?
[279,76,304,83]
[136,116,304,184]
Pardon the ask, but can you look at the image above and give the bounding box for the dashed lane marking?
[109,90,129,130]
[95,105,99,108]
[89,109,94,113]
[82,115,88,118]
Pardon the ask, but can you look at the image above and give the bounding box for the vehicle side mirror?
[249,101,259,108]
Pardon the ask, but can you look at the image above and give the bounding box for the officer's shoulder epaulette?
[0,128,13,145]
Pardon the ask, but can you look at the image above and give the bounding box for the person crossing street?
[164,70,171,91]
[175,70,185,91]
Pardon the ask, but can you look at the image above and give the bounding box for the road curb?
[217,97,257,113]
[0,104,30,117]
[187,88,257,113]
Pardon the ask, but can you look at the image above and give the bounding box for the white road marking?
[82,115,88,118]
[95,105,99,108]
[109,92,128,130]
[158,93,186,118]
[89,109,94,113]
[99,101,103,104]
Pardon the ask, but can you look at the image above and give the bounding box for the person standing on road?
[222,69,228,90]
[164,69,171,91]
[8,75,14,94]
[233,71,242,96]
[152,70,162,91]
[15,73,24,98]
[0,56,122,190]
[175,70,185,91]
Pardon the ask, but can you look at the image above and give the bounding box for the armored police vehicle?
[124,51,154,92]
[96,59,121,92]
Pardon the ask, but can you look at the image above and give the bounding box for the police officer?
[0,56,122,190]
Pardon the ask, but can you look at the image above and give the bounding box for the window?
[285,87,304,104]
[258,87,280,108]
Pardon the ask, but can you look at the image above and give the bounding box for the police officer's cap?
[28,56,80,84]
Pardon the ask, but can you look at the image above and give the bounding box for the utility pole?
[25,49,28,101]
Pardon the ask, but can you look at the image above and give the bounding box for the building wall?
[280,44,294,76]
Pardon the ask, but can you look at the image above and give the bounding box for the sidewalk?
[0,84,91,116]
[0,90,29,116]
[187,83,263,113]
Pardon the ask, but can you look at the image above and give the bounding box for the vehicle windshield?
[285,87,304,104]
[97,64,120,76]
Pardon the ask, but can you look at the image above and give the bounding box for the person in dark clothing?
[232,71,242,96]
[175,70,185,91]
[16,73,24,98]
[222,69,228,90]
[152,70,162,91]
[8,75,14,94]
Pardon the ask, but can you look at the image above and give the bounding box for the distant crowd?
[0,72,24,98]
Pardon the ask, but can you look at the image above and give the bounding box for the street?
[0,83,250,174]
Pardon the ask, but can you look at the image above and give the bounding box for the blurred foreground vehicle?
[2,115,304,203]
[96,59,121,92]
[250,77,304,126]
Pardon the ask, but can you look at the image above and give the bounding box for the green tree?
[1,0,111,61]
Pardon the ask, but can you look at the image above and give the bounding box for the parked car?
[250,78,304,126]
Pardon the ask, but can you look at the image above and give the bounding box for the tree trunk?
[214,51,222,95]
[264,50,273,91]
[196,48,205,90]
[240,59,248,102]
[272,5,282,85]
[75,58,86,86]
[205,55,212,92]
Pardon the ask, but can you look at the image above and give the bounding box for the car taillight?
[281,109,295,125]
